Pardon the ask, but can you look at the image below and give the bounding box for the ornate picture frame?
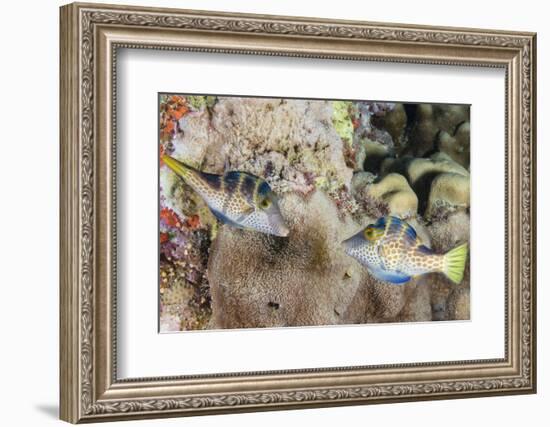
[60,2,536,423]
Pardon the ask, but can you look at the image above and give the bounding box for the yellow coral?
[331,101,354,146]
[186,95,217,111]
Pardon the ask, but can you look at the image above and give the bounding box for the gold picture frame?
[60,2,537,423]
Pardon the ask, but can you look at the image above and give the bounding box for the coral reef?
[404,104,470,157]
[437,121,470,168]
[370,103,407,150]
[159,215,212,331]
[159,95,471,331]
[364,173,418,218]
[207,191,366,328]
[381,152,469,215]
[207,97,353,196]
[426,172,470,219]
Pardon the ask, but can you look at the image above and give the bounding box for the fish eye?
[260,198,271,209]
[364,226,375,240]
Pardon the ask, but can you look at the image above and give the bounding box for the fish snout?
[267,204,290,237]
[269,216,290,237]
[341,233,364,251]
[276,223,290,237]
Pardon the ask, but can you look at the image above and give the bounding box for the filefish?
[342,216,468,285]
[162,155,290,237]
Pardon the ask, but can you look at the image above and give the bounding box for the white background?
[0,0,546,426]
[118,50,504,377]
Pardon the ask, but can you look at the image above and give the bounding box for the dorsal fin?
[211,208,245,229]
[402,220,418,242]
[387,216,418,243]
[224,170,259,179]
[224,170,244,181]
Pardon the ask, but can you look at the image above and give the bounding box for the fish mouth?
[276,224,290,237]
[270,220,289,237]
[268,213,290,237]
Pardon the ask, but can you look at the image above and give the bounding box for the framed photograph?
[60,2,537,423]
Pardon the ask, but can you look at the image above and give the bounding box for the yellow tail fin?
[443,243,468,284]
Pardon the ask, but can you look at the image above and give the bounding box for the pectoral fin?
[234,206,254,223]
[211,209,245,229]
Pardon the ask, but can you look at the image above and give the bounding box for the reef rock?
[428,209,470,253]
[397,280,433,322]
[351,171,377,193]
[426,172,470,219]
[159,278,201,332]
[352,102,397,173]
[205,98,353,196]
[365,173,418,218]
[437,121,470,169]
[405,104,470,157]
[365,279,409,321]
[446,287,471,320]
[382,152,469,215]
[362,139,392,173]
[371,103,407,148]
[407,152,469,184]
[350,172,390,220]
[207,191,366,329]
[355,102,396,148]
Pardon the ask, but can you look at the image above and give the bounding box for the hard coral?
[207,191,365,328]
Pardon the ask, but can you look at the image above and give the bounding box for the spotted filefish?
[342,216,468,285]
[162,155,289,237]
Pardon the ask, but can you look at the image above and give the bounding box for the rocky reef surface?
[159,95,470,331]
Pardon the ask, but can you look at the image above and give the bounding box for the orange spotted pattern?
[370,216,444,276]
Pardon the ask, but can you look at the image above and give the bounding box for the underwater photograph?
[158,94,470,332]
